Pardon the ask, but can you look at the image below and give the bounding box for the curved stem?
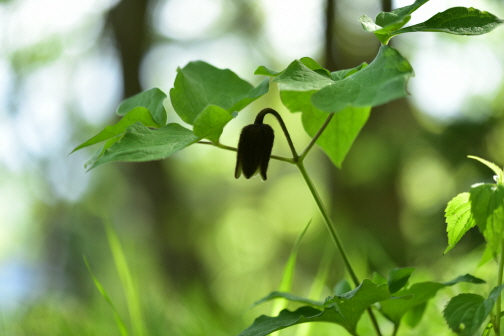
[299,113,334,161]
[296,161,359,285]
[255,108,299,161]
[296,161,382,336]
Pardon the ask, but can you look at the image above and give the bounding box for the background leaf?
[116,88,168,126]
[445,192,476,254]
[468,155,504,185]
[469,183,504,255]
[311,45,413,113]
[380,274,484,327]
[388,267,415,294]
[87,122,200,170]
[72,107,160,153]
[394,7,504,36]
[169,61,269,142]
[444,286,504,336]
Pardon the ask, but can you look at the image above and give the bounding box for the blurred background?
[1,0,504,335]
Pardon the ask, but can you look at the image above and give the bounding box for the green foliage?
[116,88,168,126]
[360,1,503,44]
[170,61,269,142]
[86,123,200,170]
[240,279,390,336]
[445,156,504,255]
[379,273,484,328]
[445,192,476,254]
[444,286,504,336]
[71,2,504,336]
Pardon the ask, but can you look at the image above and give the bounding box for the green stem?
[495,240,504,335]
[296,161,360,286]
[296,161,382,336]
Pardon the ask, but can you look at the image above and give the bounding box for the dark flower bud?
[235,123,274,181]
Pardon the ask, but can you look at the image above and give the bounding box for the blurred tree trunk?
[323,0,410,270]
[108,0,205,287]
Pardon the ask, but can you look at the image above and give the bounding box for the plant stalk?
[296,161,382,336]
[496,240,504,335]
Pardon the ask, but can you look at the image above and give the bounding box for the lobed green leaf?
[86,122,201,170]
[170,61,269,142]
[72,107,160,153]
[258,60,372,168]
[444,286,504,336]
[117,88,168,126]
[311,45,413,113]
[380,274,484,326]
[239,279,390,336]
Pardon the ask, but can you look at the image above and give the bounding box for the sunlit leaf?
[311,45,413,113]
[469,183,504,255]
[445,192,476,254]
[116,88,168,126]
[87,122,200,170]
[192,105,235,144]
[72,107,160,153]
[444,286,504,336]
[170,61,269,143]
[395,7,504,36]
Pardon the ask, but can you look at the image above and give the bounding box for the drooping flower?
[234,122,274,181]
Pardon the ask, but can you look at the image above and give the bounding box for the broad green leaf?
[330,63,367,81]
[394,7,504,36]
[380,282,445,325]
[192,105,234,144]
[170,61,269,131]
[254,57,330,78]
[312,45,413,113]
[84,137,121,170]
[87,122,200,170]
[359,0,429,43]
[117,88,167,126]
[375,0,428,28]
[274,60,334,92]
[271,61,371,168]
[253,292,324,309]
[300,105,370,168]
[468,155,504,185]
[388,267,415,294]
[445,192,476,254]
[444,286,504,336]
[380,274,484,326]
[237,306,328,336]
[324,279,390,334]
[72,107,160,153]
[239,279,390,336]
[470,183,504,255]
